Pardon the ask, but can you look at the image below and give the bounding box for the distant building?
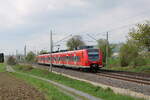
[112,52,119,58]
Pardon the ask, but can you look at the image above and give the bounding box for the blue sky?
[0,0,150,55]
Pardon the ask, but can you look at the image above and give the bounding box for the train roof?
[38,48,99,56]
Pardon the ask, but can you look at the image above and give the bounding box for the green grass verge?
[14,64,145,100]
[105,65,150,73]
[11,72,74,100]
[104,58,150,74]
[105,65,150,74]
[0,63,6,72]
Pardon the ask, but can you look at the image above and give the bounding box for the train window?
[74,56,78,62]
[70,56,73,61]
[58,57,60,61]
[68,56,70,61]
[73,56,76,62]
[62,56,65,61]
[66,56,68,61]
[70,56,72,61]
[76,56,80,62]
[49,57,51,60]
[75,56,77,62]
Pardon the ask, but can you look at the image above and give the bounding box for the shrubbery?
[119,40,147,67]
[119,40,139,66]
[25,51,36,63]
[133,56,146,66]
[7,56,17,65]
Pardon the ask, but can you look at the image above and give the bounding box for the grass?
[105,65,150,73]
[14,64,145,100]
[11,72,74,100]
[104,58,150,74]
[0,63,6,72]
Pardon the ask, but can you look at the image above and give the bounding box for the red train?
[37,49,103,71]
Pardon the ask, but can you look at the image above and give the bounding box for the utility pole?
[16,50,18,62]
[24,45,26,57]
[49,30,53,72]
[106,32,109,67]
[24,45,27,64]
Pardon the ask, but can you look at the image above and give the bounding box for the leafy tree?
[39,50,48,54]
[25,51,36,63]
[97,39,114,64]
[129,21,150,51]
[67,35,85,50]
[119,40,139,66]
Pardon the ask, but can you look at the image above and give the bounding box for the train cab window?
[88,49,99,61]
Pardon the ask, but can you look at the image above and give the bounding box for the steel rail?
[96,73,150,85]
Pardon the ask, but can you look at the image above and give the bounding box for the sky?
[0,0,150,55]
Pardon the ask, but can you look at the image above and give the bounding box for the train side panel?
[37,49,103,70]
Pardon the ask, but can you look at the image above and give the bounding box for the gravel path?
[16,71,102,100]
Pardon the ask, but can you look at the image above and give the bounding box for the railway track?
[32,64,150,85]
[96,72,150,85]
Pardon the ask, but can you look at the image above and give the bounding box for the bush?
[133,57,146,66]
[120,56,130,66]
[7,56,17,65]
[25,51,36,63]
[119,40,139,67]
[16,64,34,71]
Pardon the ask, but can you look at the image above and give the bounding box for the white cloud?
[0,0,89,29]
[0,0,150,54]
[77,0,150,43]
[25,32,70,53]
[48,0,89,11]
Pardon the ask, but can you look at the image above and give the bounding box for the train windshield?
[88,49,99,61]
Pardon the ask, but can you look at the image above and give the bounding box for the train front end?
[87,49,103,71]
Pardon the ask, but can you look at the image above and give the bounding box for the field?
[0,64,73,100]
[0,64,46,100]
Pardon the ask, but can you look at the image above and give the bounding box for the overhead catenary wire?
[51,11,150,49]
[54,34,73,45]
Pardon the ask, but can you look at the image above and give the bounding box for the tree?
[25,51,36,63]
[7,56,17,65]
[39,50,48,54]
[119,40,140,66]
[66,35,85,50]
[97,39,114,64]
[129,21,150,51]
